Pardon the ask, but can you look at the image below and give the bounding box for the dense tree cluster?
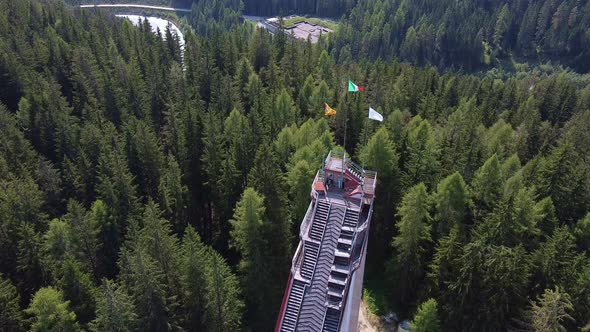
[67,0,353,18]
[0,0,589,331]
[333,0,590,72]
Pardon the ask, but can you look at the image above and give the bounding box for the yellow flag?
[324,103,336,116]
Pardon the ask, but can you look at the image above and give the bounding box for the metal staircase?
[327,208,359,310]
[343,209,359,228]
[309,201,330,241]
[297,205,346,332]
[322,308,342,332]
[301,241,320,280]
[280,279,306,332]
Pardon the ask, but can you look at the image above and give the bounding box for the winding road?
[79,4,191,12]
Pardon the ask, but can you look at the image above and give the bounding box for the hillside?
[0,0,589,331]
[333,0,590,72]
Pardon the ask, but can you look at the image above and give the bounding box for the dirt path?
[358,301,381,332]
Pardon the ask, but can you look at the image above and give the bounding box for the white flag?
[368,107,383,122]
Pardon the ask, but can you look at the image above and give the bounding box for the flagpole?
[362,105,370,170]
[342,89,347,188]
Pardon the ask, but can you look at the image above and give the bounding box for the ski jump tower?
[276,150,377,332]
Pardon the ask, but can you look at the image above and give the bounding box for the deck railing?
[291,241,304,276]
[300,198,316,240]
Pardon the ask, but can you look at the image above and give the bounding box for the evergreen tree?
[63,200,100,275]
[575,213,590,252]
[391,183,431,309]
[536,144,590,224]
[247,143,292,314]
[402,117,439,190]
[203,249,243,332]
[433,172,470,236]
[531,227,578,292]
[16,224,47,303]
[159,155,188,235]
[120,249,174,332]
[201,110,224,243]
[472,154,504,217]
[0,274,24,332]
[287,159,316,224]
[410,298,441,332]
[446,241,530,331]
[524,287,574,332]
[179,227,207,331]
[137,201,181,300]
[95,133,140,277]
[26,287,80,332]
[362,127,400,263]
[58,257,97,325]
[91,280,138,332]
[230,187,273,330]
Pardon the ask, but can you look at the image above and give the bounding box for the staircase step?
[329,273,347,286]
[327,288,343,301]
[337,237,352,247]
[331,264,350,278]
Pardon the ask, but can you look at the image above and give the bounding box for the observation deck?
[276,151,377,332]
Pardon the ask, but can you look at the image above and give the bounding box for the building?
[255,17,333,43]
[275,151,377,332]
[284,21,332,43]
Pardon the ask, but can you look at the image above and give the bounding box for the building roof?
[284,21,333,43]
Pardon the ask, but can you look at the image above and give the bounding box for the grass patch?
[283,16,338,31]
[362,277,390,317]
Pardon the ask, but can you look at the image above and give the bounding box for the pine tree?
[179,227,207,331]
[531,227,578,292]
[96,134,140,278]
[44,218,71,271]
[230,187,272,330]
[410,298,441,332]
[484,119,516,162]
[63,200,100,274]
[124,119,164,198]
[26,287,80,332]
[271,89,296,138]
[427,227,462,323]
[362,126,400,263]
[158,155,189,235]
[472,154,504,217]
[536,144,590,224]
[526,287,574,332]
[247,143,292,312]
[433,172,470,236]
[391,183,431,309]
[223,108,254,185]
[201,110,224,243]
[16,223,47,303]
[203,248,243,332]
[138,201,181,296]
[91,280,138,332]
[298,75,315,117]
[575,213,590,252]
[478,186,539,248]
[120,249,173,332]
[446,241,530,331]
[0,274,23,332]
[403,118,439,190]
[534,197,558,237]
[58,257,97,325]
[287,159,316,224]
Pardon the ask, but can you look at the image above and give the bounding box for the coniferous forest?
[1,0,590,331]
